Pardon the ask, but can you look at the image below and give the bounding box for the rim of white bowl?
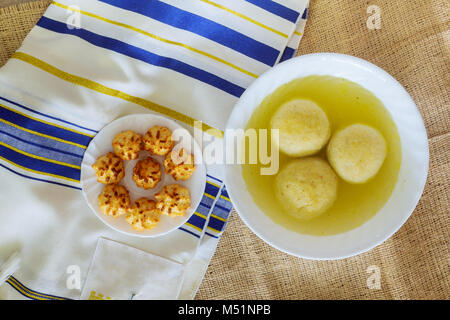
[225,53,429,260]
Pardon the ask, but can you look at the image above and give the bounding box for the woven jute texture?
[0,0,448,300]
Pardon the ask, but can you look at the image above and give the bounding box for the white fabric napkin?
[80,238,184,300]
[0,0,309,300]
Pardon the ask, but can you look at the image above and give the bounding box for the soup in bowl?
[225,53,428,260]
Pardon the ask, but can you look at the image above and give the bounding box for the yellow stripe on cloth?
[185,222,203,233]
[194,212,207,219]
[207,180,222,189]
[52,1,258,79]
[0,141,80,169]
[204,192,216,200]
[199,0,288,38]
[12,52,223,138]
[6,279,48,300]
[211,213,227,222]
[7,277,67,300]
[0,154,80,183]
[0,103,93,138]
[0,117,87,149]
[207,225,221,233]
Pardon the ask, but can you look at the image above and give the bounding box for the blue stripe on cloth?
[37,16,246,98]
[205,182,220,197]
[302,7,309,20]
[207,174,222,183]
[205,231,219,239]
[99,0,280,66]
[245,0,300,23]
[209,216,225,232]
[0,128,83,159]
[196,203,211,216]
[216,197,233,211]
[221,187,230,199]
[213,203,232,215]
[0,104,91,147]
[181,174,226,239]
[0,130,82,167]
[0,163,81,190]
[0,96,98,133]
[211,187,233,219]
[0,144,80,181]
[0,122,85,158]
[7,276,71,300]
[279,46,296,62]
[186,214,207,230]
[200,194,214,208]
[179,227,201,238]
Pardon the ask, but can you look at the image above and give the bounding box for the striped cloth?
[0,0,308,299]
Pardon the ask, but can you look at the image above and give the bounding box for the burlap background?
[0,0,448,300]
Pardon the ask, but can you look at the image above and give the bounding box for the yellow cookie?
[155,184,191,217]
[143,126,174,156]
[126,198,161,231]
[112,130,143,160]
[327,124,387,184]
[98,184,130,218]
[164,148,196,181]
[275,157,338,220]
[92,152,125,184]
[132,157,162,189]
[270,99,330,157]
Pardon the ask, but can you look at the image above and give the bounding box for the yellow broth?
[242,76,402,236]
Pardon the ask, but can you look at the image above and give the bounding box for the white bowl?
[225,53,429,260]
[81,114,206,238]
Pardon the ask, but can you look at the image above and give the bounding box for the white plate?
[225,53,429,260]
[81,114,206,238]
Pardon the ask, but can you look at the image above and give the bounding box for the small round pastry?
[112,130,143,160]
[155,184,191,217]
[270,99,330,157]
[327,124,387,184]
[275,157,338,220]
[143,126,174,156]
[164,148,196,181]
[132,157,162,189]
[98,184,130,218]
[92,152,125,184]
[126,198,161,231]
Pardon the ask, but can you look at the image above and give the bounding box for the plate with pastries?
[80,114,206,237]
